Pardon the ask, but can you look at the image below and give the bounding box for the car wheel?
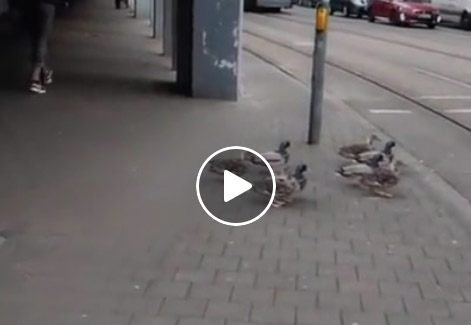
[389,11,401,25]
[427,22,436,28]
[343,5,350,17]
[460,12,471,30]
[367,8,375,22]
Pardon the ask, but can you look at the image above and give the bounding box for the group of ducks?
[207,135,402,209]
[208,141,308,208]
[336,134,402,198]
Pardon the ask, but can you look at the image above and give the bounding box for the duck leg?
[371,188,394,198]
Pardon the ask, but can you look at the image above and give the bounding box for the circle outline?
[196,146,276,227]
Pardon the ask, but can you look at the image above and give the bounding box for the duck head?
[383,141,396,155]
[368,134,381,145]
[278,141,291,162]
[294,163,308,190]
[370,153,384,168]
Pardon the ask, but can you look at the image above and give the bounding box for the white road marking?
[369,109,412,114]
[418,95,471,100]
[415,68,471,90]
[293,41,313,47]
[445,108,471,114]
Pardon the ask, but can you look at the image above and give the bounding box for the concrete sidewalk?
[1,0,471,324]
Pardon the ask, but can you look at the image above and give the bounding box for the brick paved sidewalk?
[126,58,471,325]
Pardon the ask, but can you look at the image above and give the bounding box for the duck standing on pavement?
[242,141,291,175]
[358,155,400,198]
[253,163,308,208]
[338,134,381,160]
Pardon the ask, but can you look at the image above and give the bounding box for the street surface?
[244,5,471,202]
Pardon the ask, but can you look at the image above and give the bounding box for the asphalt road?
[244,6,471,202]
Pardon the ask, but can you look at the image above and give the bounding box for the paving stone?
[255,272,296,290]
[318,264,357,281]
[342,311,388,325]
[215,271,256,286]
[232,287,275,304]
[240,258,278,273]
[373,254,412,271]
[275,289,317,307]
[279,260,317,274]
[205,301,251,321]
[225,243,262,259]
[387,314,433,325]
[297,274,338,293]
[448,302,471,318]
[201,255,240,271]
[316,239,352,253]
[116,296,163,316]
[251,304,295,324]
[395,269,436,284]
[146,281,190,299]
[175,269,216,284]
[187,242,225,256]
[189,283,232,300]
[357,266,396,282]
[299,249,337,265]
[318,292,362,312]
[178,318,224,325]
[339,280,379,295]
[297,307,341,325]
[379,281,421,298]
[361,293,405,314]
[130,316,177,325]
[418,281,464,302]
[263,246,298,260]
[159,298,207,317]
[402,296,450,318]
[336,252,373,267]
[163,254,202,269]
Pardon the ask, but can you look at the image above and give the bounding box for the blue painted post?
[177,0,243,100]
[136,0,151,20]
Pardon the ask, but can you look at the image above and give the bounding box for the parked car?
[296,0,320,7]
[430,0,471,30]
[330,0,369,17]
[367,0,441,28]
[245,0,294,11]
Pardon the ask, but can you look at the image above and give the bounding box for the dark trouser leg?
[31,3,55,81]
[115,0,121,9]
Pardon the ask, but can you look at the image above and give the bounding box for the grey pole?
[307,0,329,145]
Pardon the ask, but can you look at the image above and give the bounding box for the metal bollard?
[307,0,329,145]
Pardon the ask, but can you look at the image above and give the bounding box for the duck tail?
[335,167,347,177]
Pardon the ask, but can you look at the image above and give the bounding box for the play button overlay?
[224,171,252,202]
[196,146,276,226]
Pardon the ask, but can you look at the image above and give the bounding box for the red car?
[367,0,441,28]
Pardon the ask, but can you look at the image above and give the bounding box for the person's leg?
[115,0,121,9]
[37,3,55,75]
[30,2,55,92]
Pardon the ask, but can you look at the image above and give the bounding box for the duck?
[336,154,385,178]
[253,163,308,208]
[242,141,291,175]
[358,156,400,198]
[338,134,381,159]
[354,140,396,164]
[208,158,248,176]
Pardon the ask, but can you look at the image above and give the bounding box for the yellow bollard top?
[316,6,328,32]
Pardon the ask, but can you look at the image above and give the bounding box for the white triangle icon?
[224,170,253,203]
